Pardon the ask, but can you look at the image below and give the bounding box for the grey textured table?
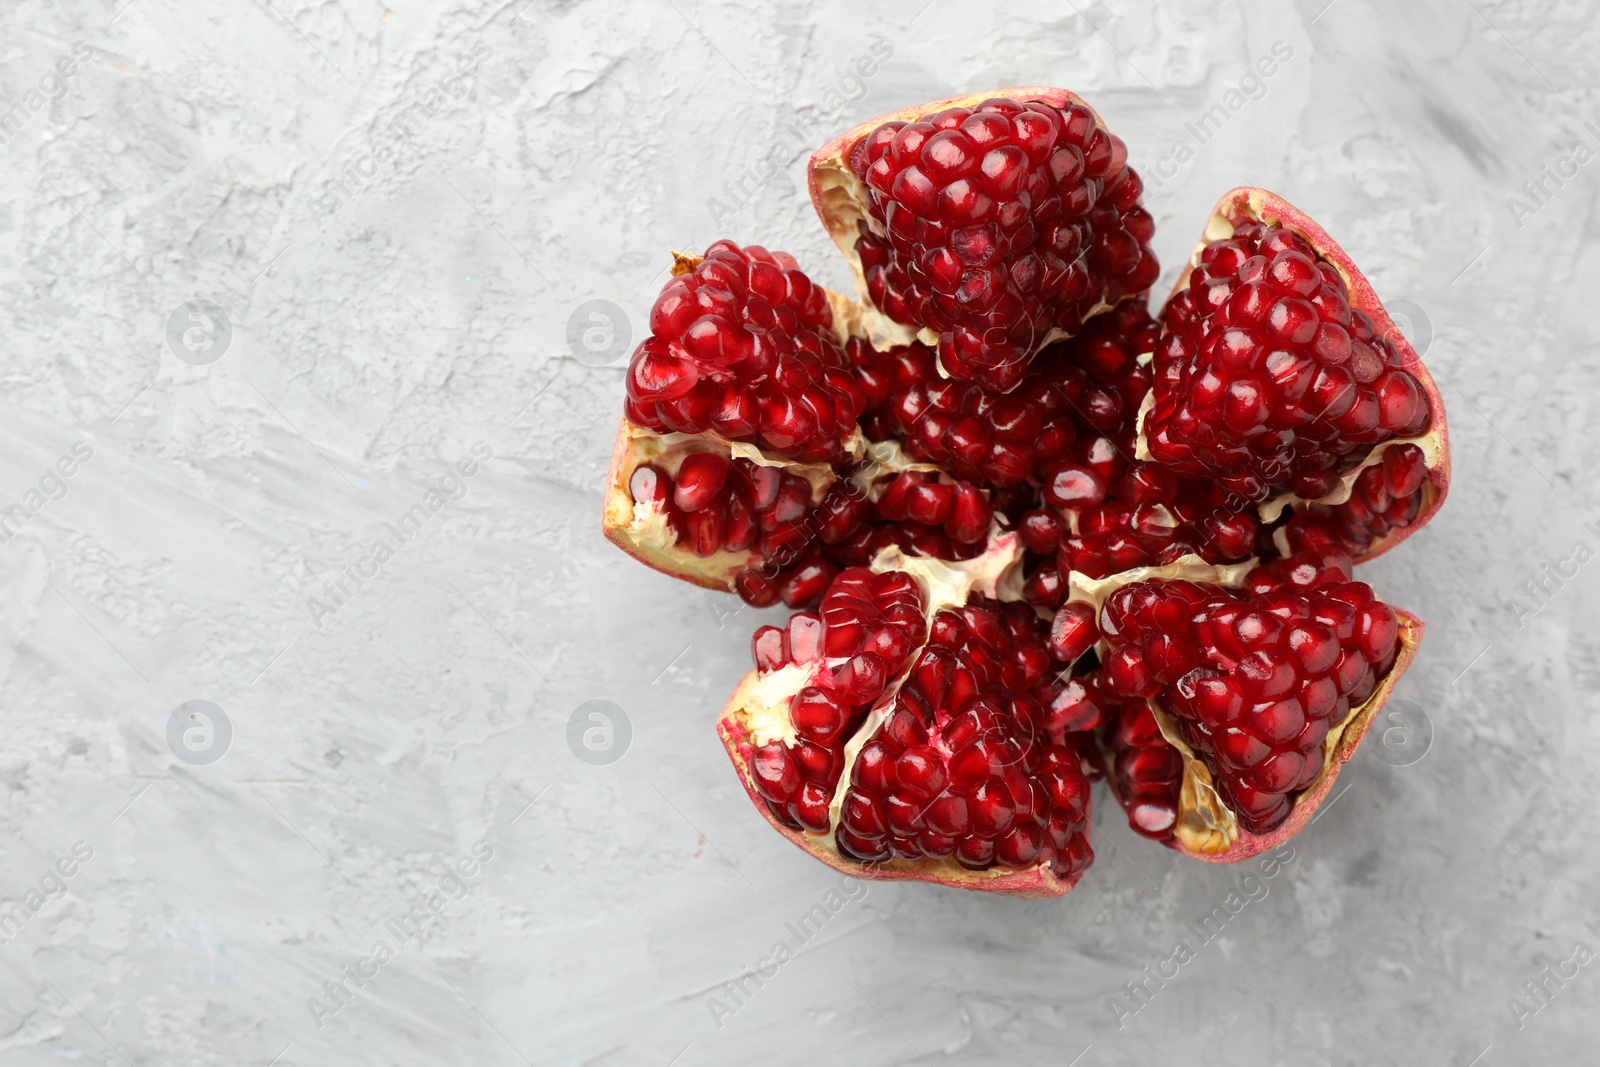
[1,1,1595,1064]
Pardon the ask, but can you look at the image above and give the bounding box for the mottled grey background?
[0,0,1595,1064]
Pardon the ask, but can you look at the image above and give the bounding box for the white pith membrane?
[808,88,1125,389]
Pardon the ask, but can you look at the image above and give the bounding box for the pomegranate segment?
[745,569,927,832]
[719,536,1096,897]
[1091,565,1423,855]
[811,88,1158,393]
[1146,217,1423,499]
[1140,188,1450,557]
[833,594,1092,881]
[625,241,864,464]
[601,420,842,598]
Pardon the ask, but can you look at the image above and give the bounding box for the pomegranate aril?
[752,626,787,673]
[779,557,837,608]
[751,743,800,802]
[1049,602,1099,664]
[734,569,780,607]
[673,452,729,511]
[790,781,833,833]
[791,686,850,745]
[686,504,725,557]
[629,463,672,510]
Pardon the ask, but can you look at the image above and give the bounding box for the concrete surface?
[1,0,1597,1064]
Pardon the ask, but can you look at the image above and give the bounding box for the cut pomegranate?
[811,88,1158,393]
[603,90,1453,893]
[719,536,1094,896]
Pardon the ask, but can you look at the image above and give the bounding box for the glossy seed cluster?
[1104,701,1183,841]
[625,241,863,463]
[747,570,927,831]
[1146,221,1431,502]
[849,97,1158,392]
[1279,443,1429,559]
[1097,566,1401,833]
[834,593,1093,878]
[851,300,1156,488]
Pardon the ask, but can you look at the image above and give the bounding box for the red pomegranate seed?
[791,686,850,745]
[1018,509,1065,554]
[787,612,823,663]
[751,743,800,802]
[752,626,787,673]
[628,463,672,509]
[1048,602,1099,663]
[673,452,729,512]
[779,557,837,608]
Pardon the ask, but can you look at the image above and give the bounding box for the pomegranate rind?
[716,671,1087,898]
[1110,607,1424,864]
[1160,188,1451,562]
[806,87,1128,364]
[601,417,836,592]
